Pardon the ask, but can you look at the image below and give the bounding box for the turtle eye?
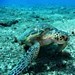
[60,35,69,41]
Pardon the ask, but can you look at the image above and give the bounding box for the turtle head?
[50,28,69,45]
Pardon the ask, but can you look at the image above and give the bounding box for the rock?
[7,64,12,70]
[0,19,19,27]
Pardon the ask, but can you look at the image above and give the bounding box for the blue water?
[0,0,75,7]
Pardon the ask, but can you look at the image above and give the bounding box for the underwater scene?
[0,0,75,75]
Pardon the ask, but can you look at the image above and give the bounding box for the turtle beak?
[61,35,69,42]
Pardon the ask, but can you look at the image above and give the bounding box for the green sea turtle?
[8,23,69,75]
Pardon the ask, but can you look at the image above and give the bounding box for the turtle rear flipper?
[8,41,40,75]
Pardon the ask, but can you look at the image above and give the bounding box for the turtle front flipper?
[17,28,33,44]
[8,41,40,75]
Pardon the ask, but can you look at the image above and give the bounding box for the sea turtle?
[8,23,69,75]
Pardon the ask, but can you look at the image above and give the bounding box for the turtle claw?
[8,42,40,75]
